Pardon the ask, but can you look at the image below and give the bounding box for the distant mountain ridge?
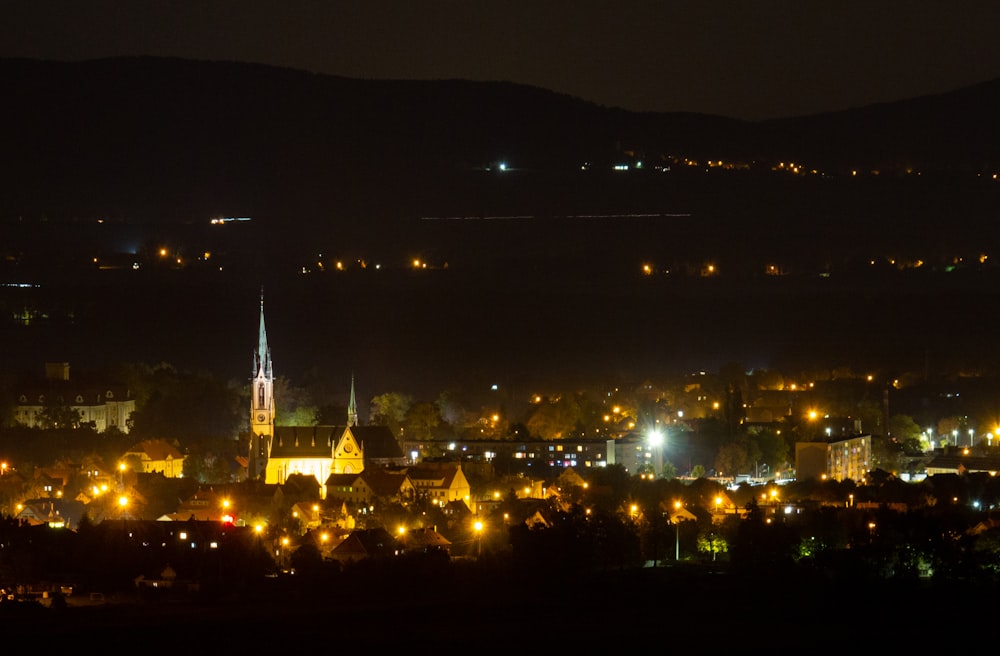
[3,55,999,224]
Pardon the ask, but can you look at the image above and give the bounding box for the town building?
[325,468,416,505]
[122,439,186,478]
[400,433,665,476]
[13,362,135,433]
[405,461,472,507]
[923,451,1000,476]
[795,434,873,482]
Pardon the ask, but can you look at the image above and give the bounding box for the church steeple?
[248,288,275,481]
[254,289,272,380]
[347,373,358,427]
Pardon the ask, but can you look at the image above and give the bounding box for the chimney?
[45,362,70,381]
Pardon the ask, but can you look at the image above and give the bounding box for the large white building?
[13,362,135,433]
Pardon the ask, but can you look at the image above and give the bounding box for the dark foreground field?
[4,563,957,648]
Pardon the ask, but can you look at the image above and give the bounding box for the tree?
[273,376,317,426]
[404,402,441,440]
[182,448,233,483]
[697,529,728,562]
[436,389,473,427]
[714,435,761,478]
[749,426,790,473]
[370,392,412,435]
[125,367,243,446]
[888,414,922,442]
[525,394,582,440]
[37,398,81,430]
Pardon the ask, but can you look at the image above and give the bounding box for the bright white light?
[647,430,664,448]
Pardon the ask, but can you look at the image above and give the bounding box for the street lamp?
[673,501,682,561]
[473,520,484,558]
[647,429,664,478]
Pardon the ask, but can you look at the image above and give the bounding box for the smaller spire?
[348,374,358,427]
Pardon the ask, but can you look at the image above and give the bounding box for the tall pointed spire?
[255,287,272,380]
[249,287,275,482]
[347,373,358,427]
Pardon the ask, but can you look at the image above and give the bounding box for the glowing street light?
[673,500,682,561]
[473,520,484,558]
[647,429,664,478]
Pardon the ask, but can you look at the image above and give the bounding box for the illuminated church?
[247,295,404,497]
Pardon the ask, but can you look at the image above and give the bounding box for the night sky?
[3,1,1000,120]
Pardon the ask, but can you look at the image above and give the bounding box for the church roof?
[347,425,404,460]
[270,426,339,458]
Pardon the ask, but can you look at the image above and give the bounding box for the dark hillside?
[754,77,1000,174]
[7,56,998,225]
[0,57,743,220]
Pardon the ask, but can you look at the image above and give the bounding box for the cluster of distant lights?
[474,156,1000,180]
[641,252,993,278]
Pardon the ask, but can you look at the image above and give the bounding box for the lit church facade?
[246,295,404,497]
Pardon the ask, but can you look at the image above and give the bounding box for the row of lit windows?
[18,391,119,404]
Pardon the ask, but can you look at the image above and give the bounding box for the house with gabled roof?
[283,472,321,500]
[329,527,399,564]
[397,526,451,555]
[290,500,325,531]
[159,488,230,522]
[325,468,416,507]
[406,461,472,509]
[123,439,186,478]
[31,466,70,498]
[16,498,85,528]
